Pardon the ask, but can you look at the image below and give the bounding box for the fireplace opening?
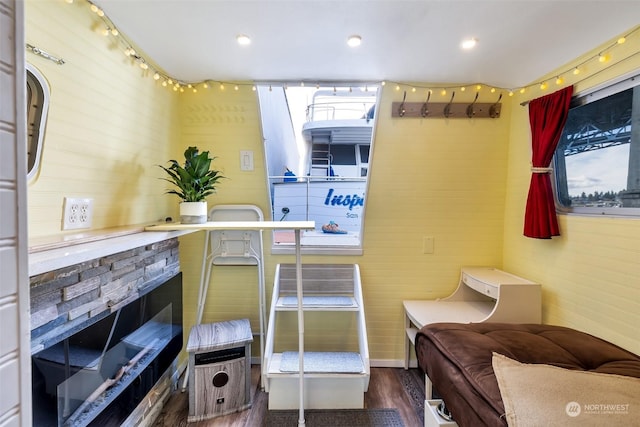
[31,273,183,427]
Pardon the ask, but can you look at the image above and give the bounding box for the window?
[258,84,378,254]
[26,63,50,181]
[553,73,640,216]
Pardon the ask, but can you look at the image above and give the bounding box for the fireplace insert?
[32,273,183,427]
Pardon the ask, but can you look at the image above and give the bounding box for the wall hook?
[443,91,456,117]
[398,91,407,117]
[421,92,431,117]
[489,93,503,118]
[466,93,479,118]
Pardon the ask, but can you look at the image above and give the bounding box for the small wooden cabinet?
[187,319,253,422]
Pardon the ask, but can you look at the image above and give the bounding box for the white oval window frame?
[26,63,50,182]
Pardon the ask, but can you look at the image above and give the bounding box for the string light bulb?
[573,67,581,75]
[540,82,548,90]
[617,36,626,44]
[555,76,564,85]
[598,53,611,63]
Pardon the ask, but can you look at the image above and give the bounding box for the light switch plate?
[240,150,254,171]
[423,236,434,254]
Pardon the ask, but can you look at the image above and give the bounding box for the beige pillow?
[492,352,640,427]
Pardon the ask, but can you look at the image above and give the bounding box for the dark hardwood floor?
[154,366,425,426]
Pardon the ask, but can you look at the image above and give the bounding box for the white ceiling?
[92,0,640,89]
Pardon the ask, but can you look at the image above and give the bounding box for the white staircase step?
[267,351,366,375]
[275,295,358,310]
[266,353,368,409]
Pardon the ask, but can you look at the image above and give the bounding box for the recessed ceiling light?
[347,35,362,47]
[236,34,251,46]
[461,37,478,50]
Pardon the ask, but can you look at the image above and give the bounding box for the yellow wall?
[26,1,639,362]
[503,28,640,355]
[26,0,176,237]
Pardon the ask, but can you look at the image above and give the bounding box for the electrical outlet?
[63,197,93,230]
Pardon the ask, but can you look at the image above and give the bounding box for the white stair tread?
[267,352,366,375]
[275,295,358,310]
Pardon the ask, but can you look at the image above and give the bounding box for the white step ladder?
[182,205,266,391]
[263,263,370,409]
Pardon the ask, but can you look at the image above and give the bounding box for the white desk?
[145,220,314,426]
[403,267,541,370]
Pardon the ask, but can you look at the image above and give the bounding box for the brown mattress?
[415,322,640,427]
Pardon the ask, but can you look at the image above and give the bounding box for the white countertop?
[29,228,193,277]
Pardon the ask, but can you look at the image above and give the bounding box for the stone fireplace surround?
[29,228,190,426]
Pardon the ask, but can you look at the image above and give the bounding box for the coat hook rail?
[26,43,66,65]
[391,99,501,119]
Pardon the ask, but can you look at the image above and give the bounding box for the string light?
[70,0,638,97]
[598,53,611,63]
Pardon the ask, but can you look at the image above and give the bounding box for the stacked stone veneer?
[30,237,180,353]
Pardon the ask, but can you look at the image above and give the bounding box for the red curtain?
[524,86,573,238]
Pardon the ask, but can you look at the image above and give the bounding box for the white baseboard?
[251,358,419,369]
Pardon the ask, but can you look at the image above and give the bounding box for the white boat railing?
[306,101,375,122]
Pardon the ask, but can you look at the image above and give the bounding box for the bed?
[415,322,640,426]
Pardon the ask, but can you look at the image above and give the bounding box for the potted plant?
[159,146,225,223]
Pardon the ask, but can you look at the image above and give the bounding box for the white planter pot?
[180,201,208,224]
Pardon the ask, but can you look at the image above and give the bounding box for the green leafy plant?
[159,146,225,202]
